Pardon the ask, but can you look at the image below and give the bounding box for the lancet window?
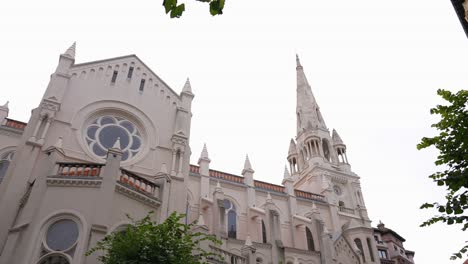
[224,199,237,239]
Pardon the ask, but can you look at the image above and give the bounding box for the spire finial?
[283,165,291,179]
[200,143,209,160]
[182,77,192,94]
[54,136,63,149]
[244,235,253,246]
[112,137,121,150]
[296,54,302,68]
[63,42,76,59]
[2,101,9,109]
[244,154,253,170]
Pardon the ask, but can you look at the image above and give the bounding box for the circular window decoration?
[38,253,70,264]
[333,185,342,196]
[85,115,143,161]
[45,219,79,251]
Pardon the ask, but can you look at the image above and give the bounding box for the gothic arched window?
[261,220,267,243]
[306,227,315,251]
[224,199,237,239]
[354,238,366,262]
[0,150,15,183]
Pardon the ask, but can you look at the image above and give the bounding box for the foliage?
[162,0,224,18]
[87,212,221,264]
[417,89,468,260]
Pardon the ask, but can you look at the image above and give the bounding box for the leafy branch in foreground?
[87,212,221,264]
[417,89,467,260]
[162,0,225,18]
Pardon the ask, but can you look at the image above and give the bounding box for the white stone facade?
[0,44,413,264]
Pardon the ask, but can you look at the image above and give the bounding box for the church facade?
[0,44,414,264]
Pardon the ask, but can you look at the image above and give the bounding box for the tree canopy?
[87,212,221,264]
[418,89,468,260]
[162,0,224,18]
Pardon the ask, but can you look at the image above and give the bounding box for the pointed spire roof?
[1,101,9,109]
[244,154,253,171]
[63,42,76,59]
[182,78,193,94]
[283,165,291,179]
[112,137,121,150]
[332,129,345,145]
[295,54,327,134]
[266,192,273,203]
[198,143,210,163]
[288,139,297,156]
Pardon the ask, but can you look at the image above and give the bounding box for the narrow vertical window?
[306,227,315,251]
[355,238,366,262]
[111,70,118,84]
[139,79,146,92]
[261,220,267,243]
[127,66,134,79]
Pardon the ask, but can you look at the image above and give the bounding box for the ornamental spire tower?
[296,54,327,135]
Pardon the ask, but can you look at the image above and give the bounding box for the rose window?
[85,116,143,161]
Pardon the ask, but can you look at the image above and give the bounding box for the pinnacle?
[200,143,209,160]
[244,235,253,246]
[63,42,76,59]
[288,139,297,155]
[332,129,344,145]
[283,165,291,179]
[54,136,63,149]
[244,154,253,171]
[112,137,121,150]
[296,54,302,68]
[182,77,192,94]
[1,101,9,109]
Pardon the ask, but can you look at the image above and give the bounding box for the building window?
[354,238,366,262]
[261,220,267,243]
[0,150,14,183]
[306,227,315,251]
[223,199,236,239]
[378,249,388,259]
[111,71,118,84]
[127,67,134,79]
[46,219,79,251]
[139,79,146,92]
[366,237,375,262]
[84,115,143,161]
[37,217,80,264]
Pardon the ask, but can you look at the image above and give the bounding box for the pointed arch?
[261,220,267,243]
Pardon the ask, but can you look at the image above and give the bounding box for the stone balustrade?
[57,162,104,177]
[338,206,354,214]
[208,245,247,264]
[118,169,158,196]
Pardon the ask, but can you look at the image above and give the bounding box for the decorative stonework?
[115,182,160,209]
[46,176,102,188]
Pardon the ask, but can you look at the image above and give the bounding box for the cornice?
[46,176,102,188]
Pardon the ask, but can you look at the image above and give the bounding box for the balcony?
[115,169,161,208]
[380,258,395,264]
[47,162,104,187]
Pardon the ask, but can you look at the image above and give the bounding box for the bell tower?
[287,55,370,231]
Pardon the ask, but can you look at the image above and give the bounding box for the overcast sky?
[1,0,467,263]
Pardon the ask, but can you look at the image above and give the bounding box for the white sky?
[1,0,467,263]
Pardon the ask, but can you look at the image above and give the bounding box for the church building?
[0,43,415,264]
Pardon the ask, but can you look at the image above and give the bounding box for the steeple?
[182,77,193,95]
[296,54,327,135]
[332,129,345,146]
[62,42,76,59]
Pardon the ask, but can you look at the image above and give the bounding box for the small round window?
[85,115,143,161]
[46,219,79,251]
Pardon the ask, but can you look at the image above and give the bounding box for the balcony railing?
[118,169,158,196]
[57,162,104,177]
[294,189,326,202]
[207,245,246,264]
[380,258,395,264]
[338,206,354,214]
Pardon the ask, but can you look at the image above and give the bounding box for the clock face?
[333,185,342,195]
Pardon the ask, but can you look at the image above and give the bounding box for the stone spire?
[288,139,297,156]
[332,129,345,146]
[283,165,291,180]
[112,137,121,150]
[243,154,254,173]
[198,143,210,163]
[62,42,76,59]
[296,54,327,134]
[182,78,193,94]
